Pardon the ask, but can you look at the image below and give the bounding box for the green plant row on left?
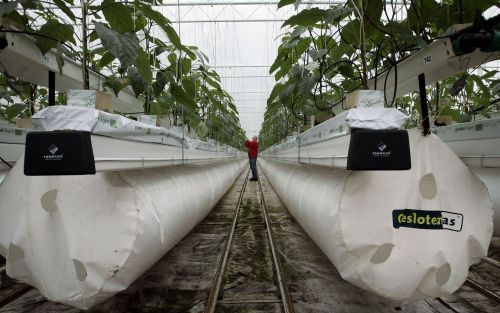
[0,0,246,149]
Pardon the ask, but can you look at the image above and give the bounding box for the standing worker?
[245,136,259,181]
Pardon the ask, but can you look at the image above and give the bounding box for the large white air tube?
[0,158,246,309]
[472,168,500,236]
[259,129,493,300]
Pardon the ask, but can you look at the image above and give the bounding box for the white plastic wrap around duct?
[0,158,246,309]
[259,129,493,300]
[471,168,500,237]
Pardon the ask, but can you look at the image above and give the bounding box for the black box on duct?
[347,129,411,171]
[24,131,96,176]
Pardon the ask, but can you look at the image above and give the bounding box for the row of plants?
[260,0,499,150]
[0,0,246,148]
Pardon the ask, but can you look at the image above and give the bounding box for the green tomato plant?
[0,0,246,147]
[261,0,499,149]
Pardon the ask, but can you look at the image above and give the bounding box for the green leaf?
[279,83,296,103]
[181,45,197,60]
[298,75,317,94]
[365,0,383,24]
[282,8,327,28]
[0,2,18,17]
[309,49,328,61]
[340,19,360,47]
[53,0,76,22]
[267,83,284,106]
[182,57,192,75]
[19,0,37,10]
[164,24,182,49]
[154,46,169,56]
[167,53,177,65]
[204,75,222,90]
[294,37,312,57]
[171,84,196,108]
[277,0,295,9]
[137,1,175,38]
[0,10,27,30]
[95,23,140,68]
[153,70,174,97]
[194,49,209,63]
[270,47,289,74]
[127,67,146,97]
[324,6,353,24]
[481,70,498,80]
[101,0,134,33]
[55,44,64,74]
[182,78,196,97]
[99,51,116,68]
[134,49,152,85]
[88,30,99,43]
[35,19,75,54]
[133,14,148,31]
[104,76,126,97]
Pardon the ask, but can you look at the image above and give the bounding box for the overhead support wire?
[171,19,286,23]
[158,1,339,6]
[210,65,270,68]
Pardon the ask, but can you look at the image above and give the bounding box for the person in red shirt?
[245,136,259,181]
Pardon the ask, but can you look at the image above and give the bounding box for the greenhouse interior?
[0,0,499,312]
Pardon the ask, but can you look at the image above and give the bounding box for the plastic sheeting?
[346,108,408,130]
[0,158,246,309]
[472,168,500,236]
[32,106,185,147]
[259,129,493,300]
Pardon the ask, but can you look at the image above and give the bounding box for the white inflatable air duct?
[471,168,500,236]
[259,129,493,300]
[0,158,246,309]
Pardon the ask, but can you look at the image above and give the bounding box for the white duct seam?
[259,129,493,300]
[0,158,246,309]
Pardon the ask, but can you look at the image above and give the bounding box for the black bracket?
[418,73,431,136]
[48,70,55,106]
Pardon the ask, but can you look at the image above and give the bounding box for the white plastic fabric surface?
[0,158,246,309]
[32,106,185,147]
[346,108,408,130]
[259,129,493,300]
[346,90,385,108]
[67,89,98,108]
[472,167,500,236]
[137,114,158,126]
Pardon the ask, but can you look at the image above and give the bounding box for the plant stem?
[357,0,368,89]
[81,0,89,89]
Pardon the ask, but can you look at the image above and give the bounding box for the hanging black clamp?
[418,73,431,136]
[451,11,500,56]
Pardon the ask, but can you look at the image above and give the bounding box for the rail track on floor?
[204,169,295,313]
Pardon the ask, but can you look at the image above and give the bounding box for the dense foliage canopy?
[260,0,499,149]
[0,0,246,148]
